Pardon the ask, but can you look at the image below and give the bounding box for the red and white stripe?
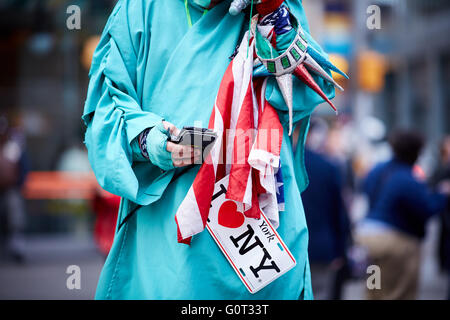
[175,33,283,244]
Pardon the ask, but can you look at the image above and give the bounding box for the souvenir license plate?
[206,175,296,294]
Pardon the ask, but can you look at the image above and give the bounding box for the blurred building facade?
[304,0,450,172]
[0,0,116,235]
[0,0,115,171]
[354,0,450,175]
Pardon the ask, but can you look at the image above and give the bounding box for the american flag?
[175,33,284,244]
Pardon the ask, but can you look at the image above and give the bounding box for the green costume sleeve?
[82,1,173,205]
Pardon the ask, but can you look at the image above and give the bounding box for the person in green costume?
[83,0,337,299]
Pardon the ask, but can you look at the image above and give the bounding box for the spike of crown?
[294,65,337,113]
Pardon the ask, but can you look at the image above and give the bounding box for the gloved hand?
[143,121,201,171]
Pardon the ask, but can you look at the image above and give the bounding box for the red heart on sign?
[218,201,245,229]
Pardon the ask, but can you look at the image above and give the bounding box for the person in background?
[429,136,450,300]
[302,118,352,300]
[0,115,29,263]
[356,129,450,300]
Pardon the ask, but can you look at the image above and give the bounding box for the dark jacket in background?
[430,164,450,271]
[363,159,447,239]
[302,148,351,264]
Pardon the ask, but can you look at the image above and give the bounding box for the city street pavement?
[0,234,104,300]
[0,218,448,300]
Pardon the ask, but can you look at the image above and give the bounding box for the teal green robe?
[83,0,335,300]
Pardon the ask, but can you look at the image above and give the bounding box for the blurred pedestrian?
[302,119,352,300]
[429,136,450,300]
[356,129,450,300]
[0,115,29,263]
[91,185,120,257]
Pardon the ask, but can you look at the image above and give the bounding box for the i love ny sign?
[206,175,296,294]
